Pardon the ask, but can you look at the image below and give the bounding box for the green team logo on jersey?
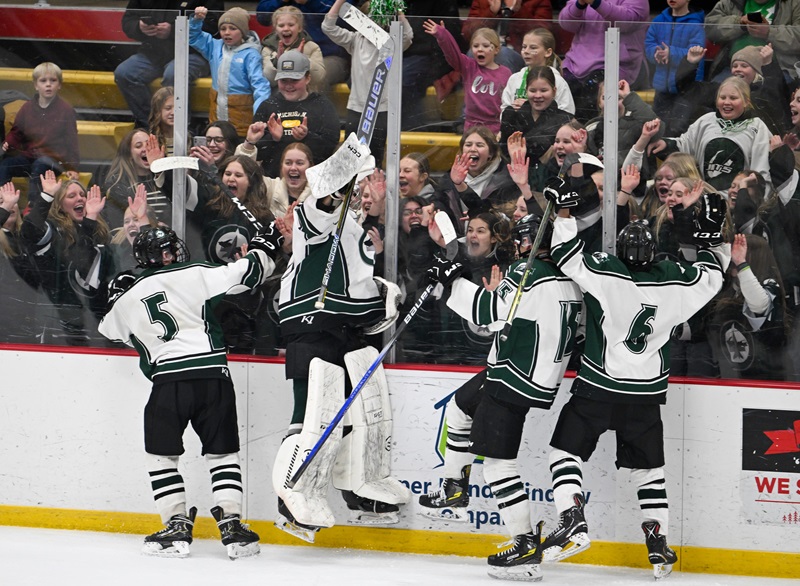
[624,304,658,354]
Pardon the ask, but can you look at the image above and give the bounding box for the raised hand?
[731,233,747,267]
[145,134,165,168]
[246,121,267,145]
[483,264,502,291]
[450,154,469,187]
[620,164,640,197]
[422,19,443,36]
[127,183,148,221]
[507,148,529,187]
[507,131,526,161]
[267,113,284,142]
[40,169,61,196]
[292,116,309,141]
[0,181,20,211]
[85,184,106,220]
[686,45,706,65]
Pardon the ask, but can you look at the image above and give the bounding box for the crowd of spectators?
[3,0,800,381]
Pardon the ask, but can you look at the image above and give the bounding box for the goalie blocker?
[273,348,411,541]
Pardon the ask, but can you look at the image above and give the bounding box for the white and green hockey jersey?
[550,216,730,403]
[663,111,772,192]
[279,196,384,335]
[99,250,273,382]
[446,257,583,408]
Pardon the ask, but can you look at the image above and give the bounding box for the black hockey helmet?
[512,214,552,257]
[616,220,656,270]
[133,226,190,268]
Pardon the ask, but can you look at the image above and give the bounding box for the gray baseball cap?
[276,50,311,80]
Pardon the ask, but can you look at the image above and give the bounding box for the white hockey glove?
[363,277,403,335]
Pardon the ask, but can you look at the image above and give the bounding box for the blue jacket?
[189,18,271,114]
[645,8,705,94]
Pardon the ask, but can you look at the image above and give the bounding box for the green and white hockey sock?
[207,453,243,517]
[632,467,669,533]
[145,454,186,523]
[484,457,532,537]
[549,449,584,514]
[443,400,474,479]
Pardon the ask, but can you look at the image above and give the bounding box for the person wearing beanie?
[190,6,271,136]
[731,46,763,76]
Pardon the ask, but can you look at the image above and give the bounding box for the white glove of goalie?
[364,276,404,335]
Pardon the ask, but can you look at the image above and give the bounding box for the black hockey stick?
[314,8,394,310]
[499,152,602,341]
[151,155,266,233]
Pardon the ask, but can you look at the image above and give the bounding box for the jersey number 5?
[142,292,179,342]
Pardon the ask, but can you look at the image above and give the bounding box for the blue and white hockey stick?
[288,280,435,488]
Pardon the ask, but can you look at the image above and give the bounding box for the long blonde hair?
[49,180,110,247]
[0,209,22,258]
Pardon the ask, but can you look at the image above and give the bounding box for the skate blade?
[141,540,190,558]
[275,514,318,544]
[226,541,261,560]
[653,563,673,580]
[487,563,543,582]
[542,533,590,562]
[418,506,469,522]
[350,510,399,525]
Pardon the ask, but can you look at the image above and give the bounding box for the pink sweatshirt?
[433,26,511,133]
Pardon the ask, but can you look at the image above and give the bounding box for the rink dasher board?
[0,347,798,579]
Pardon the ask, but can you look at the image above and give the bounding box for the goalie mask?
[133,226,190,268]
[616,220,656,270]
[512,214,551,258]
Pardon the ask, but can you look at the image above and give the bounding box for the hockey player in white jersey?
[271,143,411,543]
[422,214,583,581]
[539,184,731,580]
[99,224,282,559]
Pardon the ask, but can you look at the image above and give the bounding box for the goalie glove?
[249,222,284,260]
[426,253,465,287]
[363,276,403,335]
[693,192,726,246]
[543,176,581,210]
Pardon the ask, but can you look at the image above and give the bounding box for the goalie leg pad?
[272,358,346,528]
[331,347,411,506]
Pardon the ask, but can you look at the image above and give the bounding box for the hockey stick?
[287,236,458,489]
[313,6,394,310]
[499,152,602,342]
[151,155,265,233]
[288,280,434,489]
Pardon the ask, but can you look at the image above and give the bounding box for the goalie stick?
[499,152,603,342]
[313,4,395,310]
[288,241,458,489]
[150,155,266,233]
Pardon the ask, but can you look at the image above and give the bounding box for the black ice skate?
[642,521,677,580]
[275,497,322,544]
[342,489,400,524]
[142,506,197,558]
[418,465,470,522]
[540,493,590,562]
[487,521,544,582]
[210,506,261,559]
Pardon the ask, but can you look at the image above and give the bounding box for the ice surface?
[2,526,796,586]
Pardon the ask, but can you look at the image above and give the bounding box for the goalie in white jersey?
[539,182,731,580]
[420,214,583,581]
[99,224,282,559]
